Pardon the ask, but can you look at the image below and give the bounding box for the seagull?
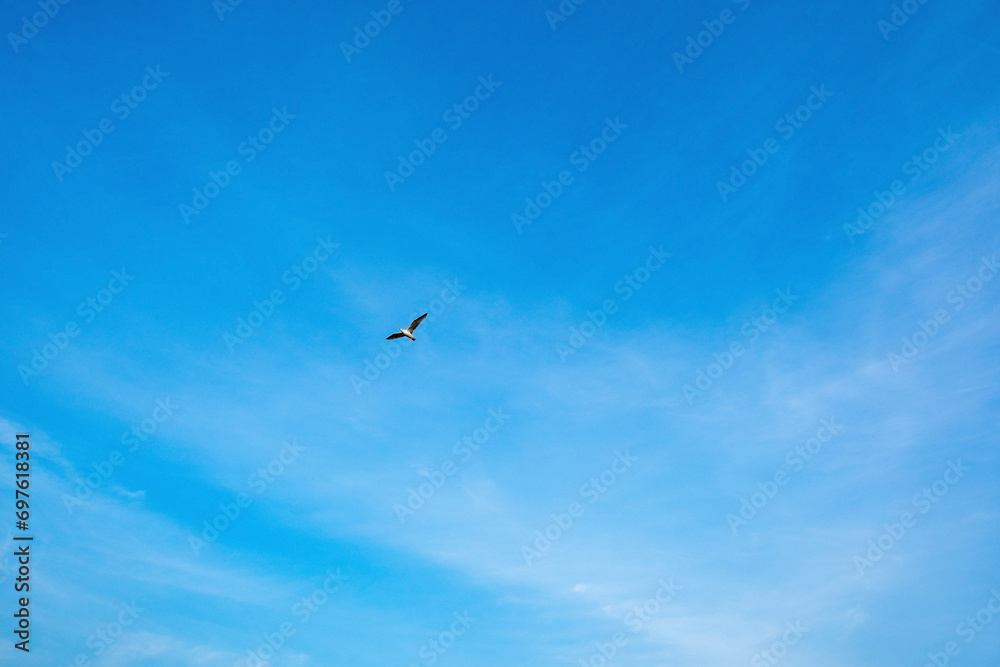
[386,313,427,341]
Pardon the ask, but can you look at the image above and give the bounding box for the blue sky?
[1,0,999,664]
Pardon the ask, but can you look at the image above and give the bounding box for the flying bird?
[386,313,427,341]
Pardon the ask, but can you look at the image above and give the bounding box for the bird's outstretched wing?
[408,313,428,332]
[386,333,406,340]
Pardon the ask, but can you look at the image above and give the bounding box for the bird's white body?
[398,328,416,341]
